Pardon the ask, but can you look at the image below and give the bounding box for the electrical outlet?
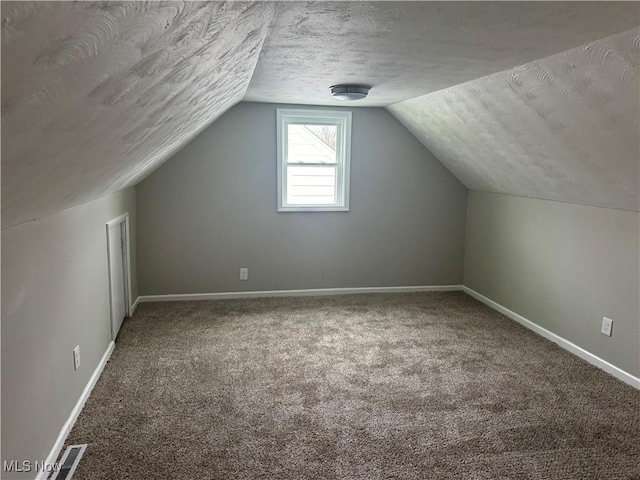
[73,345,81,370]
[240,268,248,281]
[601,317,613,337]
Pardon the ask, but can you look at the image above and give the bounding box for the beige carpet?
[64,292,640,479]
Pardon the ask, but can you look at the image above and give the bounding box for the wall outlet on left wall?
[601,317,613,337]
[73,345,81,370]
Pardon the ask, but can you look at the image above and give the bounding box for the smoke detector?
[330,84,371,101]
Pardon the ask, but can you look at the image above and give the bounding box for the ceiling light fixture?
[330,84,371,101]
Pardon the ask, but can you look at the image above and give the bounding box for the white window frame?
[277,108,352,212]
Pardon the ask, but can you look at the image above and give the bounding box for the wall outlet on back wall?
[240,268,248,281]
[601,317,613,337]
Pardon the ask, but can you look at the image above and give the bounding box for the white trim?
[36,342,115,480]
[462,286,640,390]
[105,212,128,229]
[106,213,133,317]
[131,296,141,315]
[123,216,133,316]
[31,285,635,480]
[138,285,463,303]
[277,108,352,212]
[109,286,639,389]
[106,213,133,340]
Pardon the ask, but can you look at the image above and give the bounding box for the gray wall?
[137,102,468,295]
[464,190,640,377]
[1,189,137,479]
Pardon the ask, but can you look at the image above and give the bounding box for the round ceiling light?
[330,84,371,101]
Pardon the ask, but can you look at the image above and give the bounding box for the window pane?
[277,109,351,212]
[287,124,336,164]
[287,165,337,205]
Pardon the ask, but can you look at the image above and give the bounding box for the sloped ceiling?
[2,2,639,228]
[388,29,640,212]
[1,1,274,228]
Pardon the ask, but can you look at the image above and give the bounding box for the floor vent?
[51,444,87,480]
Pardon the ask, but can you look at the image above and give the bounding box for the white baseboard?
[36,341,115,480]
[137,285,463,303]
[462,286,640,390]
[28,285,637,480]
[120,286,640,389]
[130,296,141,315]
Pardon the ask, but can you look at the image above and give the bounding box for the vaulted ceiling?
[2,1,639,228]
[2,1,274,228]
[389,29,639,211]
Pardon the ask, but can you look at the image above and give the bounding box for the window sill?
[277,205,350,213]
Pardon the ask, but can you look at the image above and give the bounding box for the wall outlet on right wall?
[601,317,613,337]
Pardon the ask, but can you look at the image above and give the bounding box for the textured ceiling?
[389,29,640,211]
[389,29,640,212]
[246,1,640,106]
[2,1,274,228]
[2,2,639,228]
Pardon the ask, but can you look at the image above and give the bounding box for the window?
[277,109,351,212]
